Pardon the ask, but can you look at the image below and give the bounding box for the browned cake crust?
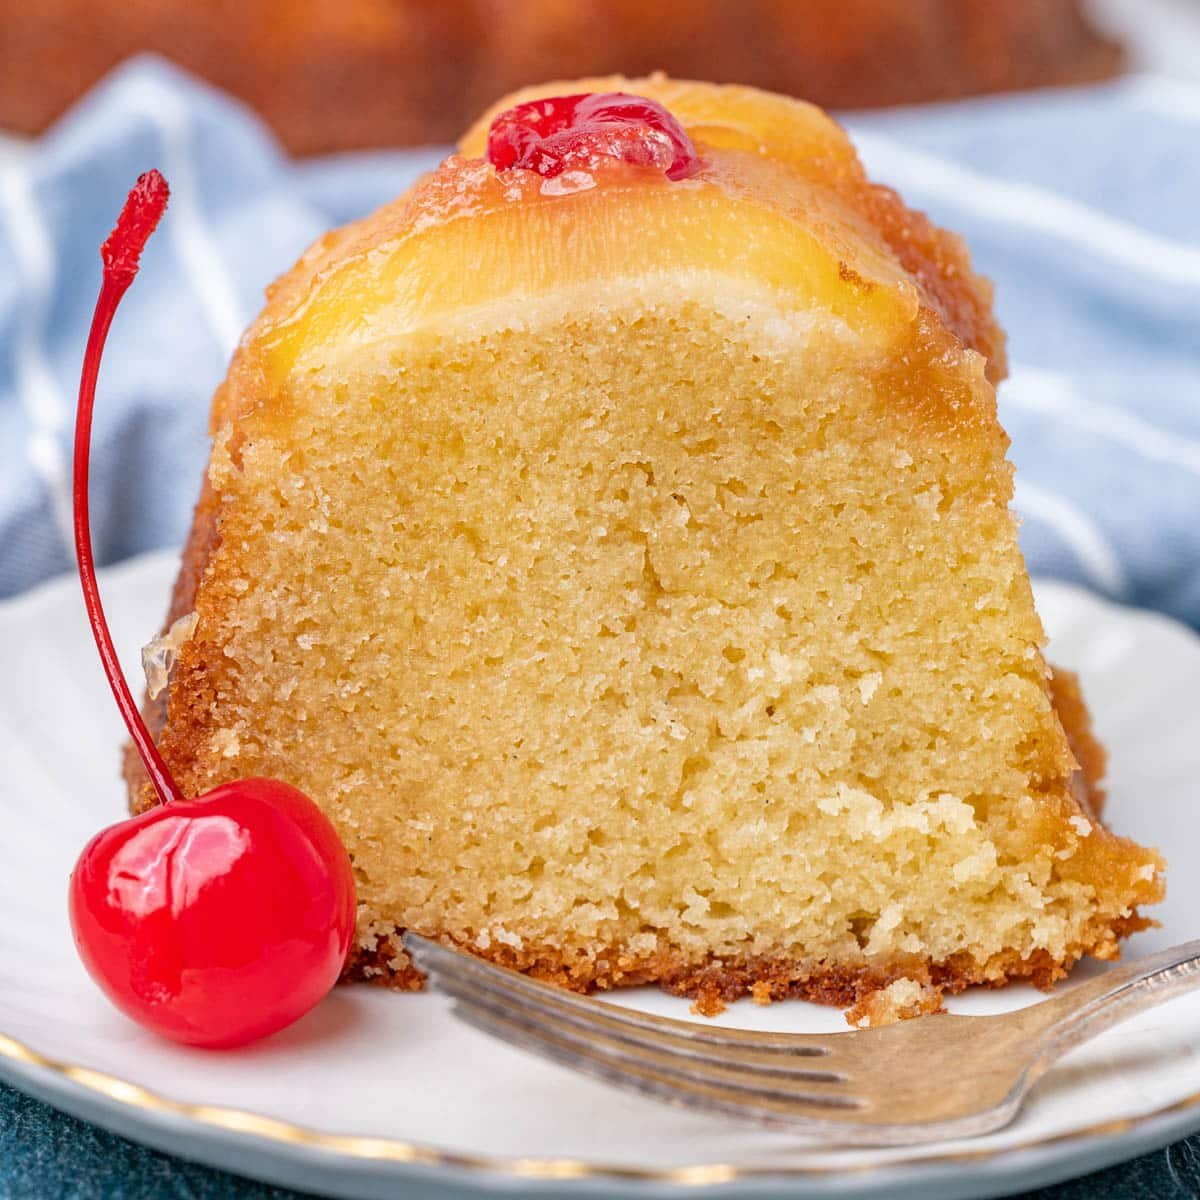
[122,473,222,800]
[4,0,1122,155]
[1048,665,1109,818]
[345,910,1152,1021]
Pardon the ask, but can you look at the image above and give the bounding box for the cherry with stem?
[74,170,183,806]
[68,170,356,1049]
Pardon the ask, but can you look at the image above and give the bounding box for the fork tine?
[445,994,911,1137]
[406,934,1031,1144]
[404,933,836,1061]
[438,978,854,1100]
[408,934,1200,1145]
[421,952,848,1083]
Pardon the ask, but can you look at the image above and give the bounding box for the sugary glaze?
[130,78,1162,1023]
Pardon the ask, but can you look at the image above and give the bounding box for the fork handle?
[1026,939,1200,1063]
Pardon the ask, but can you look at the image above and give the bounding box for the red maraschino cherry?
[486,92,701,181]
[67,171,356,1049]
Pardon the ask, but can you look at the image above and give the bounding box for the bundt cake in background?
[1,0,1124,155]
[126,77,1162,1023]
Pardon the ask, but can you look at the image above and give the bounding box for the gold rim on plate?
[3,1026,1200,1188]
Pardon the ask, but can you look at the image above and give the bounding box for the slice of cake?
[128,77,1163,1022]
[4,1,1123,153]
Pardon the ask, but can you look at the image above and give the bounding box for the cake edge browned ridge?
[341,910,1153,1023]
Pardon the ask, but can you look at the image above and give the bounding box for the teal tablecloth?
[2,1079,1200,1198]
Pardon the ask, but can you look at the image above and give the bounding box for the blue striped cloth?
[2,57,1198,626]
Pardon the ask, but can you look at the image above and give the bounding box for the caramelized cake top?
[462,76,1006,376]
[213,77,1005,441]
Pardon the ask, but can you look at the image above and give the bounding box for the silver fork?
[403,933,1200,1146]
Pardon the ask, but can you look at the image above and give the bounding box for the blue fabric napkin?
[2,56,1198,627]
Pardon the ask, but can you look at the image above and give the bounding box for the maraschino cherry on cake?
[126,77,1163,1025]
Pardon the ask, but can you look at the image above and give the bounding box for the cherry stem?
[74,170,182,806]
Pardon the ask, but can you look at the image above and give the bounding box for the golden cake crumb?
[848,977,943,1028]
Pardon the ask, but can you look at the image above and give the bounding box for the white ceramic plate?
[2,551,1199,1200]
